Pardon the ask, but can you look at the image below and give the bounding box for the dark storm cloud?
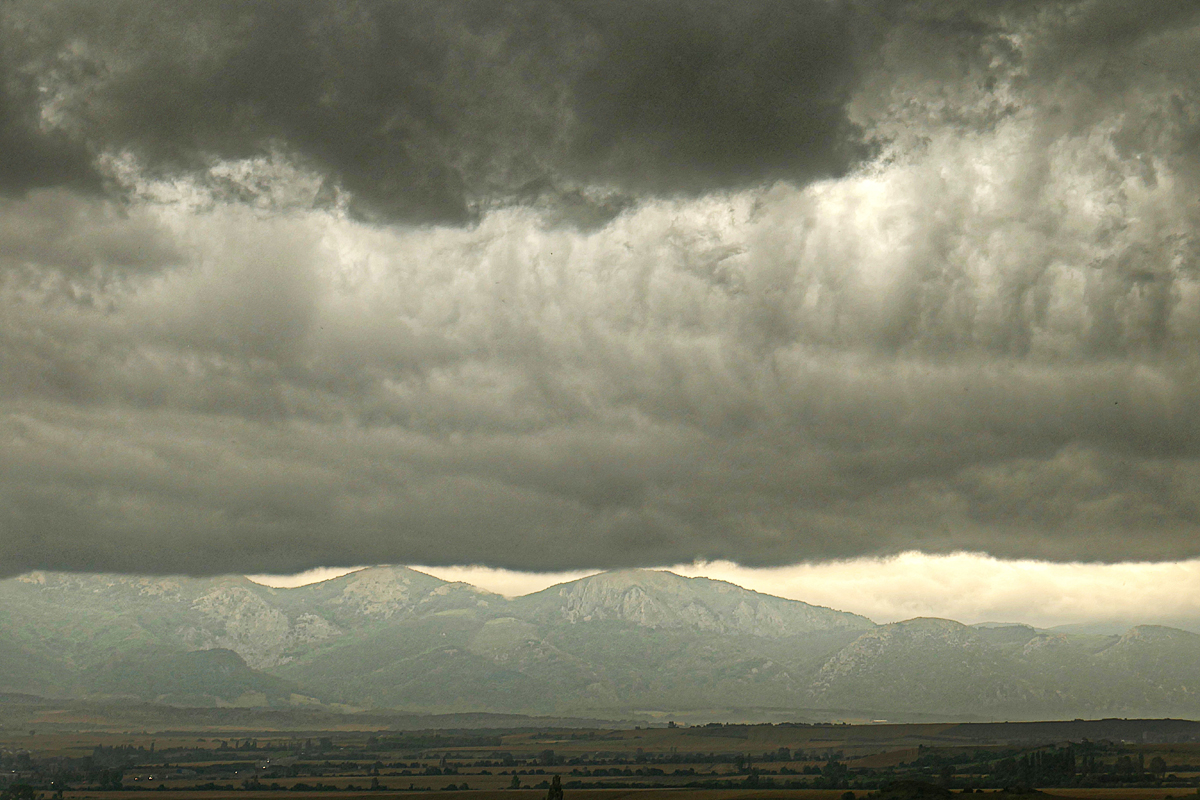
[0,38,101,195]
[1,0,867,225]
[565,0,864,191]
[2,0,1200,577]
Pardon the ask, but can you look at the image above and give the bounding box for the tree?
[1150,756,1167,778]
[545,774,563,800]
[822,759,849,789]
[510,774,522,789]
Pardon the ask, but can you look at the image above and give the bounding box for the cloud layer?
[2,1,1200,576]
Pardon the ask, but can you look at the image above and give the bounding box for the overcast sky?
[4,2,1200,603]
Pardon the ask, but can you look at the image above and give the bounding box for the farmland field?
[5,701,1200,800]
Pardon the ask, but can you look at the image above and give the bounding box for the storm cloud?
[4,0,863,222]
[2,1,1200,576]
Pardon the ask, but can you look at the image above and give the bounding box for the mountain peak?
[318,565,445,586]
[290,565,449,621]
[891,617,973,631]
[513,568,874,636]
[559,568,687,590]
[1115,624,1198,644]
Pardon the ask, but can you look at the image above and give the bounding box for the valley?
[5,712,1200,798]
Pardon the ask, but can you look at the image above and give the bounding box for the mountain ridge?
[510,568,874,636]
[3,567,1200,721]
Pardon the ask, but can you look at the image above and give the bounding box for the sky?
[3,1,1200,619]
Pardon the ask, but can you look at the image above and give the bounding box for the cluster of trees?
[910,743,1179,789]
[991,747,1081,786]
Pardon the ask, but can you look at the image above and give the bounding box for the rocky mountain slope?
[2,567,1200,721]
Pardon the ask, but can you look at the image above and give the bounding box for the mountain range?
[1,567,1198,722]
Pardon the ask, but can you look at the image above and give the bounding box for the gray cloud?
[0,30,101,197]
[564,0,865,192]
[1,0,868,225]
[2,1,1200,576]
